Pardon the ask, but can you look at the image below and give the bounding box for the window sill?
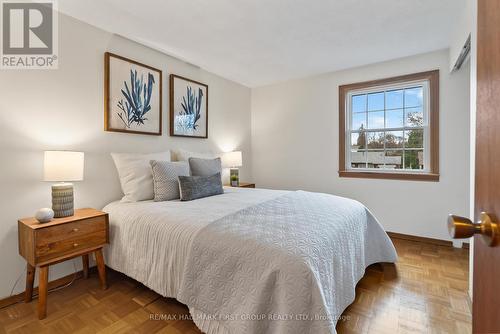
[338,170,440,182]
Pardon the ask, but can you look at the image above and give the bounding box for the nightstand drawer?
[36,230,107,263]
[36,216,107,245]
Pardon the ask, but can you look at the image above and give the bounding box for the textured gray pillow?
[188,157,222,177]
[150,160,190,201]
[178,173,224,201]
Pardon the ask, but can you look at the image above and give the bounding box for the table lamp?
[43,151,84,218]
[222,151,242,186]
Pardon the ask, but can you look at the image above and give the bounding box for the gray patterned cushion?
[188,157,222,177]
[150,160,190,201]
[178,173,224,201]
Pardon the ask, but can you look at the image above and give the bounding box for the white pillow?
[175,149,218,161]
[111,151,171,202]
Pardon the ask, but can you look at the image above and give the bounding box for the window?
[339,70,439,181]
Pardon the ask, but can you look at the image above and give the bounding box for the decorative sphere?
[35,208,54,223]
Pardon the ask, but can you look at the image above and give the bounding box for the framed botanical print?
[104,52,162,135]
[169,74,208,138]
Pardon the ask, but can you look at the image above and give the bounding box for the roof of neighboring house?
[351,151,402,165]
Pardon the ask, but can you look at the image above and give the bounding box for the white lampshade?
[43,151,84,182]
[222,151,243,168]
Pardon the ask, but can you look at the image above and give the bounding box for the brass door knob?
[448,212,499,247]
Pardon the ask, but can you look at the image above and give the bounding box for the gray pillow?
[188,157,222,177]
[150,160,190,201]
[178,173,224,201]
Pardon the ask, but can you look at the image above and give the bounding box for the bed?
[103,187,397,334]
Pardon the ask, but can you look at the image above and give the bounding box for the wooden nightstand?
[225,182,256,188]
[18,208,109,319]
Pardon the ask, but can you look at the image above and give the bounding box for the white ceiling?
[58,0,464,87]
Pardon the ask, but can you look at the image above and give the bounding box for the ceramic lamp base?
[52,183,74,218]
[230,168,240,187]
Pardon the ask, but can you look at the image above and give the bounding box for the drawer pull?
[72,228,79,232]
[73,243,79,248]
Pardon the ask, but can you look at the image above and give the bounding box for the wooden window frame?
[338,70,439,182]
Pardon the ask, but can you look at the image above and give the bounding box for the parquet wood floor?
[0,237,470,333]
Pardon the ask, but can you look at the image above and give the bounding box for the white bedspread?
[103,188,397,334]
[103,188,288,297]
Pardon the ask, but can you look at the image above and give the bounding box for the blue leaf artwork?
[170,74,208,138]
[175,86,203,132]
[117,69,155,128]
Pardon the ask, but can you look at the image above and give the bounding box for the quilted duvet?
[178,190,396,334]
[104,189,397,334]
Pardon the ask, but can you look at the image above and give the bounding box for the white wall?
[467,0,478,298]
[449,0,474,71]
[0,14,252,298]
[251,49,470,242]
